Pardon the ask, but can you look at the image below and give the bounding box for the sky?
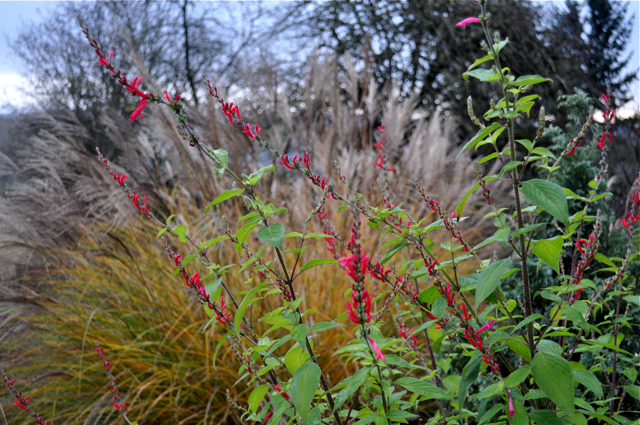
[0,1,639,113]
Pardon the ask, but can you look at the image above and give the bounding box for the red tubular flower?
[142,194,151,217]
[242,124,256,140]
[345,288,372,324]
[280,154,295,169]
[98,57,109,67]
[95,341,128,418]
[265,411,273,422]
[125,76,148,99]
[368,337,386,361]
[456,17,480,28]
[130,98,148,122]
[508,390,515,419]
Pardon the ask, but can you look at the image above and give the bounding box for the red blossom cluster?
[95,342,128,413]
[397,319,420,358]
[281,151,336,199]
[1,366,49,425]
[163,241,231,324]
[622,176,640,231]
[596,93,615,150]
[564,116,592,156]
[97,149,151,217]
[272,383,291,402]
[476,168,493,205]
[79,18,155,122]
[373,125,394,172]
[341,213,375,327]
[418,184,471,252]
[203,77,262,140]
[570,214,601,303]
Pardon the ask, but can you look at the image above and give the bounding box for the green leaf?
[510,75,552,87]
[624,384,640,401]
[431,297,447,318]
[211,148,229,175]
[531,351,575,421]
[156,227,168,238]
[299,258,338,272]
[531,237,563,274]
[466,54,493,72]
[464,68,499,82]
[380,242,409,264]
[235,281,271,338]
[475,259,510,308]
[290,362,322,421]
[418,286,441,306]
[308,322,345,333]
[244,164,275,186]
[529,410,563,425]
[573,370,603,399]
[563,305,589,332]
[478,403,504,425]
[212,331,230,370]
[248,385,270,413]
[459,354,481,410]
[457,122,502,164]
[291,324,308,349]
[205,189,245,213]
[455,183,480,220]
[257,223,285,251]
[512,223,546,238]
[623,295,640,307]
[284,346,310,374]
[505,365,531,388]
[346,366,371,402]
[506,337,531,362]
[394,377,453,401]
[521,179,569,227]
[531,147,556,159]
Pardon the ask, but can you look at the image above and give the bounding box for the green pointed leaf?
[506,337,531,362]
[573,370,603,399]
[459,354,481,409]
[505,365,531,388]
[532,237,563,274]
[299,258,338,272]
[464,68,499,82]
[308,322,345,332]
[248,385,270,413]
[529,410,563,425]
[395,377,453,400]
[235,281,271,338]
[531,351,575,421]
[510,75,552,87]
[290,362,322,421]
[522,179,569,227]
[455,183,480,220]
[475,259,510,308]
[284,346,310,374]
[457,122,502,164]
[624,384,640,401]
[204,189,245,213]
[257,223,285,251]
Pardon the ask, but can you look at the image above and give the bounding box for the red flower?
[130,98,148,122]
[242,124,256,140]
[345,289,372,324]
[125,76,148,99]
[456,17,480,28]
[368,337,386,362]
[13,400,28,411]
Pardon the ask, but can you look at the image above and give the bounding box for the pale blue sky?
[0,1,638,109]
